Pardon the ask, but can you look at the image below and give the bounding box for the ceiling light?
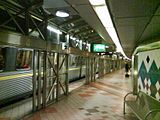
[56,11,69,17]
[70,36,76,40]
[89,0,105,6]
[94,6,113,28]
[31,15,42,21]
[47,26,62,34]
[89,0,128,58]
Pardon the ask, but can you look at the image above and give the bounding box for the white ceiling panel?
[109,0,160,17]
[114,17,150,26]
[66,0,89,5]
[66,1,113,44]
[108,0,160,57]
[43,0,69,8]
[139,16,160,43]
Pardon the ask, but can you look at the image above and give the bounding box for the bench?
[124,91,160,120]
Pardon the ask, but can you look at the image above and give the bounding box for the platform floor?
[0,79,85,120]
[23,69,137,120]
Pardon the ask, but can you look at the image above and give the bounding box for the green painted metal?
[133,41,160,55]
[124,91,160,120]
[132,54,138,95]
[132,40,160,95]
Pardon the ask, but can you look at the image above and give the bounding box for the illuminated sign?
[92,44,106,52]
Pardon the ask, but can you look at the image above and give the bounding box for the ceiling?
[43,0,113,45]
[0,0,112,45]
[44,0,160,58]
[107,0,160,57]
[1,0,160,58]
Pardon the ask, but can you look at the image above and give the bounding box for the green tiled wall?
[138,49,160,100]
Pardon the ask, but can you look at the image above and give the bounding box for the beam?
[74,28,93,36]
[68,24,89,33]
[88,36,102,42]
[78,32,98,40]
[87,33,99,38]
[30,16,45,40]
[59,17,83,27]
[28,2,43,11]
[5,8,25,34]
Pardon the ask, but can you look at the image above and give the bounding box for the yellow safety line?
[69,68,80,71]
[0,73,33,81]
[0,67,86,81]
[69,67,86,71]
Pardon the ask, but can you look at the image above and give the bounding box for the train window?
[81,57,85,65]
[48,30,59,44]
[16,50,32,70]
[60,32,67,42]
[0,48,5,72]
[69,55,76,67]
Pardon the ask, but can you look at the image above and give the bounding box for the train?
[0,48,87,108]
[0,47,123,108]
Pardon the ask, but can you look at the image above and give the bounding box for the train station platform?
[19,69,137,120]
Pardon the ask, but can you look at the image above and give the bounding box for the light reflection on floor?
[0,69,138,120]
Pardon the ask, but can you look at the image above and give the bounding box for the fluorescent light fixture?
[70,36,76,40]
[47,26,62,34]
[94,6,113,28]
[89,0,128,58]
[105,46,109,48]
[31,15,42,21]
[56,11,69,17]
[134,70,138,75]
[89,0,105,6]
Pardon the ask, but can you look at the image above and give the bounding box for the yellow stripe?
[0,73,33,81]
[69,68,80,71]
[0,67,86,81]
[69,67,86,71]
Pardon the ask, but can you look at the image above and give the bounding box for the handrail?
[124,91,160,119]
[145,109,160,120]
[124,92,134,102]
[123,92,134,114]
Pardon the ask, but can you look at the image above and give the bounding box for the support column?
[37,50,42,110]
[98,58,101,78]
[4,47,17,71]
[42,51,47,108]
[85,57,89,84]
[56,53,60,101]
[91,57,94,82]
[42,15,48,107]
[65,54,69,95]
[93,58,95,81]
[133,55,138,95]
[33,50,37,112]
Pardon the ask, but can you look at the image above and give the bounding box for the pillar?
[4,47,17,71]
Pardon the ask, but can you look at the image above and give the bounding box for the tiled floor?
[23,69,138,120]
[0,98,32,120]
[0,79,85,120]
[0,69,138,120]
[69,79,85,92]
